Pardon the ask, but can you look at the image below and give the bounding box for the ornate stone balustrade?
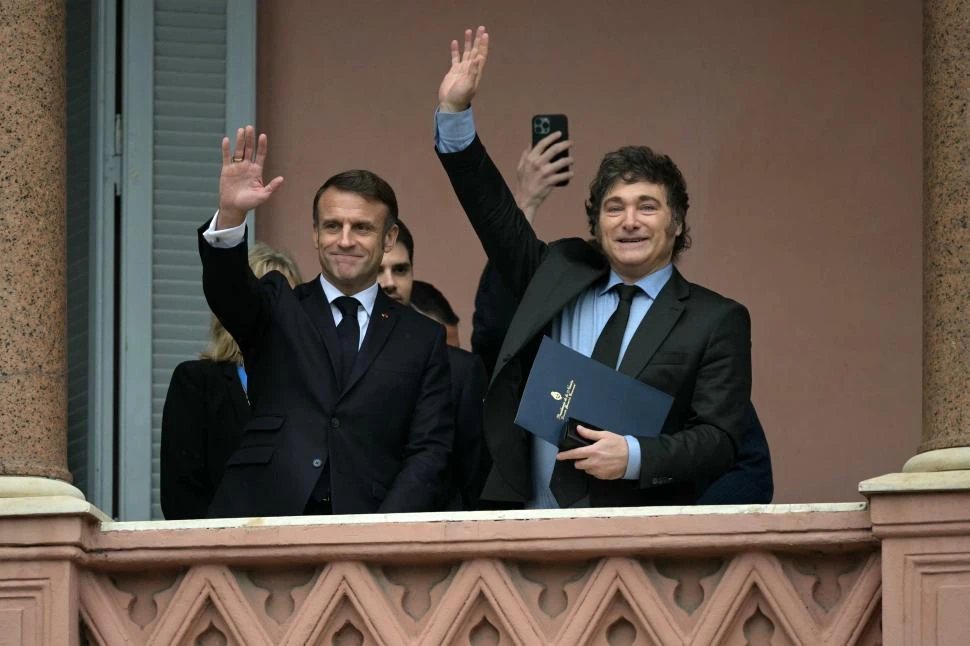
[2,500,886,645]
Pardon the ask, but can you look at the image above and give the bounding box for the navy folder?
[514,336,674,446]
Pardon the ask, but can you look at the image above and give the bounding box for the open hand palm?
[218,126,283,222]
[438,27,489,111]
[220,163,275,213]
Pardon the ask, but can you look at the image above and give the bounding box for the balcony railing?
[2,499,886,645]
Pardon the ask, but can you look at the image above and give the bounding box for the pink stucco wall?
[253,1,922,504]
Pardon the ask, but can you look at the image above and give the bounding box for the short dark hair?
[394,218,414,264]
[410,280,459,326]
[312,169,398,232]
[584,146,691,259]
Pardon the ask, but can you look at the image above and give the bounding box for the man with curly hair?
[435,27,753,509]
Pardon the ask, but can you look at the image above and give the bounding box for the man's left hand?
[556,426,628,480]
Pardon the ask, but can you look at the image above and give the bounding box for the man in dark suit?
[471,134,773,506]
[198,126,453,517]
[434,27,752,508]
[377,221,489,509]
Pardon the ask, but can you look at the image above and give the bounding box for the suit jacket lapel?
[617,267,689,378]
[499,244,609,366]
[342,289,399,396]
[296,277,342,382]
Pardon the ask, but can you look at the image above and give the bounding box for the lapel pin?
[381,313,389,320]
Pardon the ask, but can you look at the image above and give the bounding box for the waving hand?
[438,26,489,113]
[217,125,284,229]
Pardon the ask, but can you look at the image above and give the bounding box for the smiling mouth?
[617,237,648,244]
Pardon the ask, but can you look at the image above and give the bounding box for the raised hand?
[515,131,574,224]
[217,125,284,229]
[438,26,489,113]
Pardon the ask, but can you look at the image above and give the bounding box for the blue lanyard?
[236,364,248,394]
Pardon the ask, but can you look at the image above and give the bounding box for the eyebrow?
[604,195,661,203]
[320,217,377,227]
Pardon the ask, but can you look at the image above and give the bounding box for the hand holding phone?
[531,114,571,187]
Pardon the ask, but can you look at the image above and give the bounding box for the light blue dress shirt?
[435,108,673,508]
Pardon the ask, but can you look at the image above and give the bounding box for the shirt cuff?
[434,106,476,153]
[201,210,247,248]
[622,435,641,480]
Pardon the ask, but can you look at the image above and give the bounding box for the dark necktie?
[333,296,361,389]
[592,284,641,369]
[551,283,641,508]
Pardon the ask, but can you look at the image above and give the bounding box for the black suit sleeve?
[437,137,548,300]
[197,224,275,358]
[472,261,520,378]
[379,326,455,513]
[638,302,752,488]
[161,362,211,520]
[454,354,489,509]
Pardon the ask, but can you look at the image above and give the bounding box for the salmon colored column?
[0,0,79,498]
[905,0,970,471]
[862,2,970,644]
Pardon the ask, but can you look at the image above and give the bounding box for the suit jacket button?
[331,417,340,429]
[312,458,322,468]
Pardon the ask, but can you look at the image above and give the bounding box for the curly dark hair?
[584,146,691,259]
[313,169,398,233]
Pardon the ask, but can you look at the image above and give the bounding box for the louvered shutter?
[66,0,92,496]
[148,0,255,519]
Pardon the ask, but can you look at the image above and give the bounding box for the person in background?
[472,133,773,505]
[378,222,489,509]
[411,280,462,349]
[161,243,302,520]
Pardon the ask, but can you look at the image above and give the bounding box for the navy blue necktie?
[333,296,360,389]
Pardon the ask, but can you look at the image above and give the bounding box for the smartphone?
[531,114,570,186]
[559,417,601,451]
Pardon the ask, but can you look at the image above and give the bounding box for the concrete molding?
[0,496,111,523]
[903,447,970,473]
[71,537,883,645]
[0,475,85,500]
[0,561,77,645]
[867,487,970,644]
[859,470,970,495]
[0,504,889,645]
[84,507,875,568]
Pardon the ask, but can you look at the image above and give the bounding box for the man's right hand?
[217,125,284,230]
[515,131,574,224]
[437,26,489,113]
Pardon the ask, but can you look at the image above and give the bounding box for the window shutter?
[66,0,93,496]
[148,0,254,519]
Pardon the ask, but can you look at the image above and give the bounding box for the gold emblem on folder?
[555,379,577,421]
[551,391,563,401]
